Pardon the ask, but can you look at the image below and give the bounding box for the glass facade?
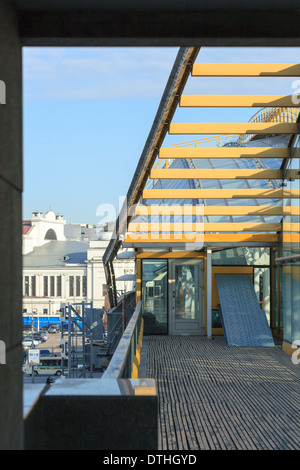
[142,135,288,230]
[142,260,168,335]
[175,264,197,320]
[282,135,300,344]
[212,247,270,266]
[134,132,299,344]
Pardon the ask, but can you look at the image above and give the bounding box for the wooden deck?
[146,336,300,450]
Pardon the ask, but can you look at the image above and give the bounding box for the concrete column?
[0,0,23,450]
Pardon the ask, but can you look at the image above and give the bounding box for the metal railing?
[102,301,142,379]
[105,291,136,355]
[238,106,299,144]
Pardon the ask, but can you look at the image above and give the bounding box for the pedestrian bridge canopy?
[104,47,300,352]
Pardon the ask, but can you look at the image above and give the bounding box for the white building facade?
[22,212,135,321]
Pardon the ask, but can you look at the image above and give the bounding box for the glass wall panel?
[175,265,197,320]
[254,267,271,325]
[282,135,300,344]
[142,260,168,335]
[212,247,270,266]
[283,263,300,344]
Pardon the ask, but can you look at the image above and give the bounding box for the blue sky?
[23,46,300,225]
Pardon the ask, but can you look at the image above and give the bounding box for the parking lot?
[23,328,63,382]
[23,327,104,380]
[23,330,62,356]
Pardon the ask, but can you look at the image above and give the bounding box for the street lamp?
[25,279,36,383]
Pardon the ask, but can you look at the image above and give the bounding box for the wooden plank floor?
[146,336,300,450]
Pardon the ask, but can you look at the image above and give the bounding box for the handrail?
[103,301,142,379]
[275,254,300,264]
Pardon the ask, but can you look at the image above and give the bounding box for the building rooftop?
[23,240,89,268]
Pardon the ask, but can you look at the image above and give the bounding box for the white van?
[23,357,67,376]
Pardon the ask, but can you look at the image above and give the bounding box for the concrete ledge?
[24,378,158,450]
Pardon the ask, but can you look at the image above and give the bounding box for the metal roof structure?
[103,47,300,306]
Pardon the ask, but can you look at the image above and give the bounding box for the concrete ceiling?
[13,0,300,11]
[14,1,300,47]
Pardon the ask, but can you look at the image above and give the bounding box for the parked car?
[26,333,45,344]
[48,325,60,334]
[22,336,39,347]
[39,331,48,341]
[23,325,36,333]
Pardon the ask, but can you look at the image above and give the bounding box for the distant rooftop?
[23,240,88,268]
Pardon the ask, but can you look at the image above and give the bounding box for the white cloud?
[23,46,300,100]
[23,47,179,100]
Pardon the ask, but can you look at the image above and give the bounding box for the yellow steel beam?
[128,222,281,232]
[135,205,286,217]
[125,233,279,243]
[283,206,300,216]
[135,205,203,216]
[282,223,300,232]
[192,63,300,77]
[134,205,285,216]
[136,252,206,259]
[286,170,300,180]
[180,95,299,108]
[169,122,300,135]
[135,205,300,216]
[150,168,288,180]
[143,188,300,199]
[159,147,300,159]
[283,234,300,243]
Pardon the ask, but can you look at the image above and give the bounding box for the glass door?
[169,259,204,335]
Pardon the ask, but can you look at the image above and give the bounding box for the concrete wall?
[24,379,158,451]
[0,0,23,450]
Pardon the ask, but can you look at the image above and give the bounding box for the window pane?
[50,276,55,297]
[82,276,87,297]
[69,276,74,297]
[76,276,80,297]
[31,276,36,297]
[25,276,29,297]
[43,276,48,297]
[142,260,168,335]
[57,276,62,297]
[175,265,197,320]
